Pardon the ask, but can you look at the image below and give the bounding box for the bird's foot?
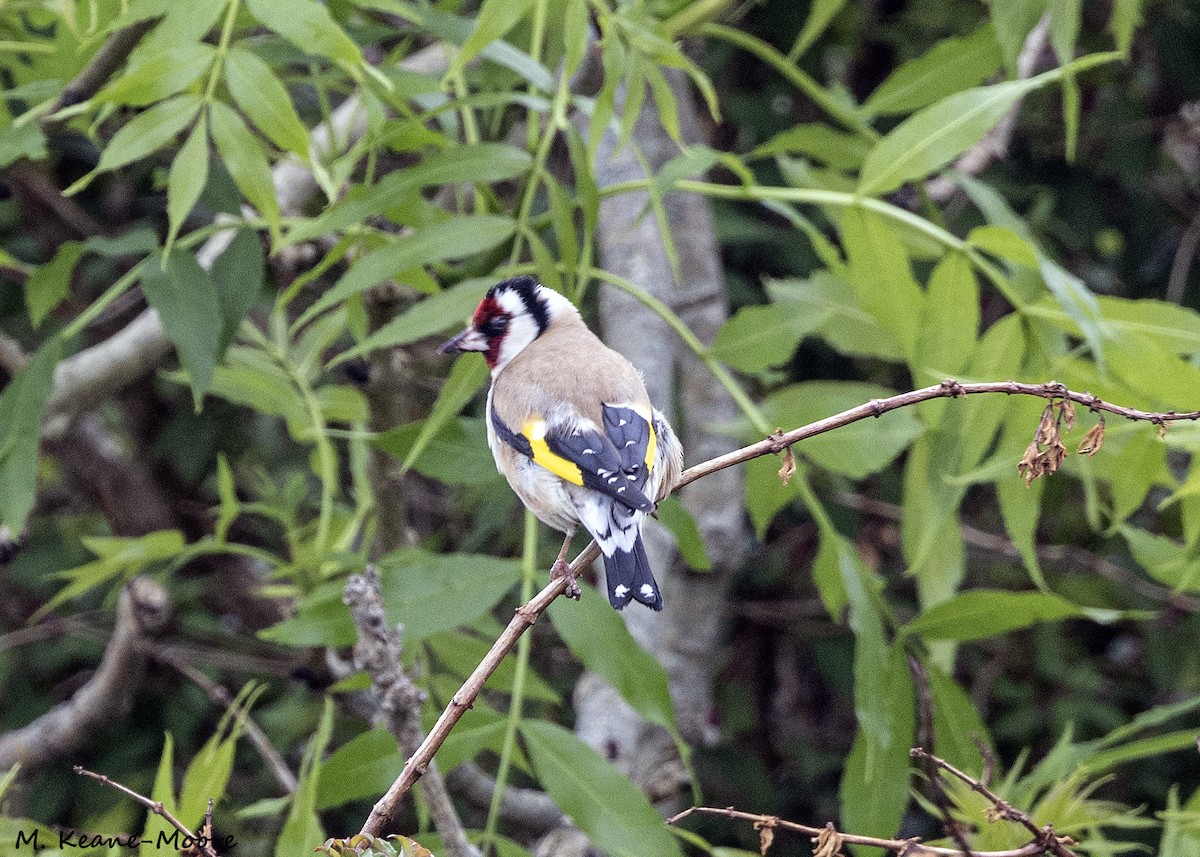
[551,558,582,600]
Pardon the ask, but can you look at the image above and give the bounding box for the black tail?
[603,535,664,611]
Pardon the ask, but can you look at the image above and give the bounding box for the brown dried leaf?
[1160,420,1172,440]
[1017,440,1041,487]
[1078,420,1105,456]
[1035,403,1056,446]
[811,823,845,857]
[778,447,796,486]
[755,819,775,854]
[1061,398,1076,430]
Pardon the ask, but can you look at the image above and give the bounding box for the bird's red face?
[439,296,511,369]
[440,276,555,373]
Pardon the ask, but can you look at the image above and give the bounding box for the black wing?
[491,404,655,513]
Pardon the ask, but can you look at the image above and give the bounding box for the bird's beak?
[439,327,489,354]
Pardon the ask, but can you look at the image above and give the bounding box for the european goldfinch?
[440,276,683,611]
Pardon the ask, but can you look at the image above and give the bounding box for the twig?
[675,379,1200,492]
[1166,210,1200,305]
[74,766,219,857]
[910,657,977,856]
[346,568,480,856]
[2,159,104,237]
[359,379,1200,833]
[911,749,1078,857]
[149,647,299,795]
[0,578,170,774]
[49,20,157,113]
[666,806,1049,856]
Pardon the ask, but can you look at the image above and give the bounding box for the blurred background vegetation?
[2,0,1200,855]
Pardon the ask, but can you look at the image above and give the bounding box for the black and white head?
[439,276,575,373]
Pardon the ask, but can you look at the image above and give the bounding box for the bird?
[439,275,683,610]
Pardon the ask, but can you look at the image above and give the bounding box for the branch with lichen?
[357,378,1198,836]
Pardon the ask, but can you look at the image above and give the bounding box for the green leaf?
[858,75,1044,196]
[210,228,266,355]
[275,696,333,857]
[914,250,979,382]
[73,94,202,189]
[258,584,355,647]
[26,241,85,327]
[225,48,311,158]
[86,229,160,258]
[862,27,1004,116]
[840,206,923,361]
[749,123,871,170]
[288,144,531,245]
[450,0,535,80]
[654,496,711,571]
[140,733,178,857]
[140,250,222,410]
[788,0,849,60]
[767,273,905,362]
[426,632,559,703]
[374,417,498,485]
[165,115,209,258]
[393,354,489,481]
[316,729,403,810]
[336,278,493,364]
[1121,526,1200,592]
[1109,0,1142,54]
[548,584,682,741]
[244,0,364,70]
[209,101,281,238]
[178,684,260,827]
[839,642,914,845]
[997,467,1047,590]
[520,720,684,857]
[990,0,1046,74]
[299,217,515,327]
[744,453,804,540]
[95,43,216,105]
[762,381,924,480]
[906,590,1086,641]
[1050,0,1082,64]
[711,302,830,373]
[0,339,60,533]
[380,549,521,644]
[0,122,47,169]
[927,663,991,776]
[968,224,1040,269]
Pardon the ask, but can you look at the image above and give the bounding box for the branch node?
[940,378,967,398]
[868,399,884,417]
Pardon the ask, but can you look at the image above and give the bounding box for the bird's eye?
[483,315,509,336]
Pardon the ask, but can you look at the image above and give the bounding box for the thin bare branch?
[49,20,156,114]
[149,647,299,795]
[74,766,218,857]
[911,748,1077,857]
[358,378,1199,834]
[667,805,1049,857]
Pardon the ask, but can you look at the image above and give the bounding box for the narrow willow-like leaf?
[448,0,535,80]
[906,590,1085,641]
[209,101,281,238]
[548,585,684,742]
[164,115,208,259]
[862,26,1003,117]
[244,0,363,70]
[225,48,310,158]
[299,217,514,328]
[0,339,60,533]
[788,0,849,60]
[26,241,85,327]
[140,250,222,409]
[521,720,684,857]
[95,43,215,105]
